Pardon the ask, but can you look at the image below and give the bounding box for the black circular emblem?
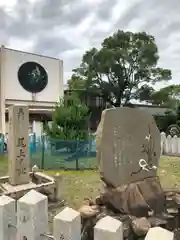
[18,62,48,93]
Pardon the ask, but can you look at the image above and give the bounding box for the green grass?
[0,154,8,175]
[1,155,180,209]
[45,156,180,209]
[158,156,180,189]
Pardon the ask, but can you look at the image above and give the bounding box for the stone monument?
[96,107,160,186]
[0,105,58,201]
[96,107,165,216]
[8,105,30,185]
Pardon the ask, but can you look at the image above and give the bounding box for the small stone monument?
[8,105,30,185]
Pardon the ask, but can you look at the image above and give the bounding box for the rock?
[123,221,132,238]
[172,193,180,205]
[78,205,100,218]
[101,177,165,217]
[96,212,107,221]
[174,229,180,240]
[95,196,103,205]
[32,165,39,172]
[96,107,161,187]
[145,227,174,240]
[165,191,175,197]
[83,198,93,205]
[136,177,165,214]
[131,217,151,236]
[167,208,178,215]
[157,212,174,219]
[148,217,167,227]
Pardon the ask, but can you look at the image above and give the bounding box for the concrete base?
[0,172,59,201]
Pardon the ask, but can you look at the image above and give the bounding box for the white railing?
[161,132,180,156]
[1,189,173,240]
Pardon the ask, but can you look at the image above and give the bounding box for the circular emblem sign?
[18,62,48,93]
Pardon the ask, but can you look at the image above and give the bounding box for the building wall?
[1,47,63,103]
[0,46,64,133]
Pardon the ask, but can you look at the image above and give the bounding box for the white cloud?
[83,0,103,5]
[8,37,35,52]
[0,0,17,7]
[0,0,180,88]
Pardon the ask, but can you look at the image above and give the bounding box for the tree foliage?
[46,94,90,140]
[67,74,86,90]
[153,88,180,134]
[68,30,171,107]
[150,84,180,108]
[154,112,177,132]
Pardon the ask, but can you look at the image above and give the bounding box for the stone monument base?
[0,171,60,201]
[78,177,180,239]
[101,176,165,217]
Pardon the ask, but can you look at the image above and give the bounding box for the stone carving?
[96,107,161,187]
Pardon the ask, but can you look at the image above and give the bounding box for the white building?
[0,45,64,135]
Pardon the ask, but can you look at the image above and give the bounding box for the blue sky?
[0,0,179,88]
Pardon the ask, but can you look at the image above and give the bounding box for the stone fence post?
[16,189,49,240]
[53,207,81,240]
[0,190,174,239]
[0,195,16,240]
[94,216,123,240]
[161,132,180,156]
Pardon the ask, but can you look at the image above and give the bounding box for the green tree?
[152,85,180,134]
[46,94,90,140]
[150,84,180,108]
[67,74,86,90]
[70,30,171,107]
[67,74,101,101]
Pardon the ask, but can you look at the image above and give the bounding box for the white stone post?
[178,137,180,155]
[160,132,166,155]
[171,135,178,155]
[16,190,48,240]
[145,227,174,240]
[0,195,16,240]
[54,173,62,201]
[94,216,123,240]
[165,135,172,154]
[53,207,81,240]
